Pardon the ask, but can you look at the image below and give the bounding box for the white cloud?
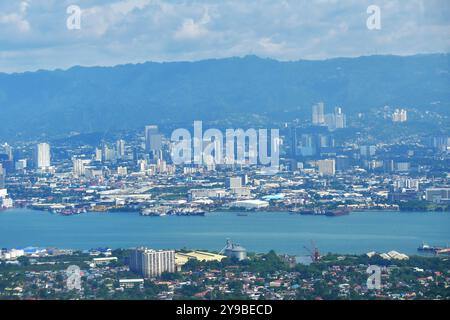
[0,1,30,32]
[258,37,286,55]
[0,0,449,72]
[174,10,211,40]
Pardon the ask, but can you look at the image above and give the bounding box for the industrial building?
[426,187,450,203]
[175,251,226,270]
[221,239,247,261]
[228,199,269,209]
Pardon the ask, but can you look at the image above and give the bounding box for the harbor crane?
[304,240,321,262]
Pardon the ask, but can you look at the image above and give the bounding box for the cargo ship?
[52,208,87,215]
[140,207,169,216]
[417,242,439,253]
[289,208,322,215]
[417,242,450,254]
[175,209,206,216]
[325,208,351,217]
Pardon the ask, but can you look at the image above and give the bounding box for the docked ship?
[417,242,439,253]
[140,207,169,216]
[174,208,206,216]
[417,242,450,254]
[52,207,87,215]
[175,210,205,216]
[324,208,351,217]
[289,208,320,215]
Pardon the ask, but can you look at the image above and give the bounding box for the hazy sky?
[0,0,449,72]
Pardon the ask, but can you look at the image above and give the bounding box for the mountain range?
[0,54,449,139]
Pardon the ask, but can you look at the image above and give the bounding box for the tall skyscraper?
[299,134,316,156]
[35,143,51,169]
[129,248,175,278]
[116,139,126,159]
[145,125,162,153]
[336,155,351,172]
[94,147,102,162]
[103,144,116,162]
[3,143,13,161]
[360,145,377,157]
[325,107,346,131]
[72,159,90,177]
[334,107,346,129]
[312,102,325,125]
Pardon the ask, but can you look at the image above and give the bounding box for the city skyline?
[0,0,449,304]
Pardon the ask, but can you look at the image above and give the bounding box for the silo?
[224,239,247,261]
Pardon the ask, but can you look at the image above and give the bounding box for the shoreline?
[3,206,449,216]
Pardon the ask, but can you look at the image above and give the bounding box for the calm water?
[0,209,449,255]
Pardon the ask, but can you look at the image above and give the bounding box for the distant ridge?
[0,54,449,138]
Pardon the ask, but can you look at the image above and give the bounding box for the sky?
[0,0,449,73]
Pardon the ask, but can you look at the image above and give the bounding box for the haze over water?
[1,209,449,255]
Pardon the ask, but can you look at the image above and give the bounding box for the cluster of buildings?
[127,240,246,279]
[392,108,408,123]
[0,103,447,216]
[0,246,72,261]
[0,164,13,209]
[311,102,347,130]
[2,244,448,300]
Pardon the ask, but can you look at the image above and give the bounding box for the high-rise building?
[431,136,449,152]
[129,248,175,278]
[360,145,377,157]
[0,164,5,189]
[317,159,336,176]
[336,155,351,172]
[299,134,316,156]
[103,145,116,162]
[94,148,102,162]
[35,143,51,169]
[15,159,27,171]
[145,125,162,153]
[72,159,91,177]
[392,109,407,122]
[334,107,346,129]
[3,143,13,161]
[290,127,299,158]
[325,107,346,131]
[116,140,126,159]
[395,162,410,172]
[312,102,325,125]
